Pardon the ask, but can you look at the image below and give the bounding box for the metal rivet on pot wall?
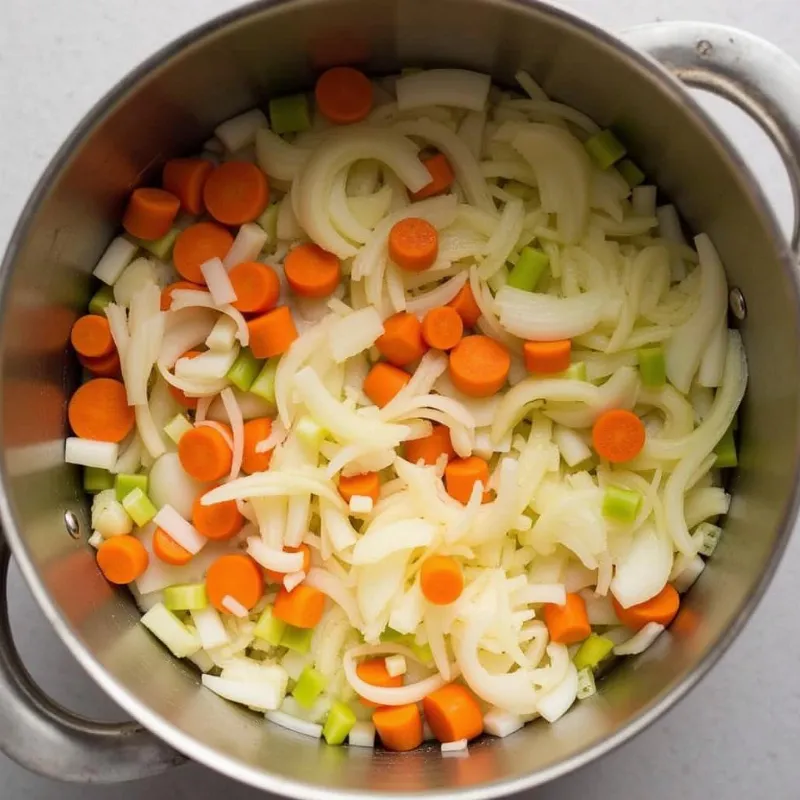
[729,288,747,320]
[64,510,80,540]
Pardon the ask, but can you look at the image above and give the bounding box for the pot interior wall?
[1,0,798,794]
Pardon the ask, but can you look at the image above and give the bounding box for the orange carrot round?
[264,544,312,584]
[162,158,214,215]
[230,262,281,315]
[161,280,203,311]
[167,350,202,410]
[448,283,482,328]
[315,66,373,124]
[122,187,179,240]
[420,555,464,605]
[203,161,269,225]
[612,584,680,631]
[247,306,298,359]
[338,471,380,504]
[152,526,193,566]
[422,683,483,743]
[544,592,591,644]
[173,222,234,284]
[96,535,149,584]
[68,378,134,443]
[71,314,114,359]
[178,426,232,482]
[375,312,427,367]
[445,455,490,505]
[388,218,439,272]
[372,704,423,752]
[592,409,646,463]
[449,335,510,397]
[422,306,463,351]
[273,584,326,628]
[284,243,341,298]
[206,553,264,613]
[242,417,274,474]
[523,340,572,374]
[410,153,455,201]
[78,348,121,378]
[192,492,244,541]
[404,424,455,466]
[356,658,403,707]
[363,362,410,408]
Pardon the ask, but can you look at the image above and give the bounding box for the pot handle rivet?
[729,288,747,321]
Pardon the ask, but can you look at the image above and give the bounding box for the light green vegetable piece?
[507,246,548,292]
[602,485,642,523]
[84,466,114,494]
[280,624,313,654]
[163,413,193,444]
[560,362,587,381]
[617,158,645,188]
[322,700,357,746]
[121,487,158,526]
[295,415,326,451]
[254,606,286,647]
[250,357,280,404]
[714,424,737,468]
[292,666,327,709]
[135,227,179,261]
[163,583,208,611]
[584,129,627,170]
[574,633,615,671]
[115,473,148,503]
[256,204,280,252]
[637,345,666,388]
[88,285,115,316]
[227,348,263,392]
[269,94,311,135]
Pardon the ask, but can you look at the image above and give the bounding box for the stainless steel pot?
[2,1,800,796]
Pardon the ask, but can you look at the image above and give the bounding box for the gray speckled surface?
[1,0,799,797]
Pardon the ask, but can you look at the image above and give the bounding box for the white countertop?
[2,0,799,797]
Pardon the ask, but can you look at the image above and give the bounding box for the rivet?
[64,510,81,540]
[729,287,747,321]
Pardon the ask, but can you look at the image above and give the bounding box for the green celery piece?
[380,627,405,643]
[714,424,737,468]
[84,466,114,494]
[88,285,115,316]
[227,348,263,392]
[121,487,157,526]
[115,473,148,502]
[602,485,642,523]
[163,413,193,444]
[574,633,615,671]
[269,94,312,135]
[507,246,548,292]
[256,204,280,251]
[136,228,179,261]
[292,666,328,709]
[280,624,313,654]
[163,583,208,611]
[617,158,645,188]
[380,628,434,664]
[254,607,286,646]
[561,362,587,381]
[322,700,357,745]
[637,345,666,388]
[250,357,280,404]
[585,129,627,170]
[295,415,326,451]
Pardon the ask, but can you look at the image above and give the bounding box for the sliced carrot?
[192,491,244,541]
[152,526,193,566]
[247,306,298,359]
[122,187,180,240]
[78,349,121,378]
[67,378,134,443]
[206,553,264,613]
[357,658,403,707]
[284,243,341,298]
[447,283,482,328]
[612,584,680,631]
[388,218,439,272]
[445,455,490,505]
[161,280,203,311]
[264,544,312,584]
[592,409,646,463]
[70,315,114,359]
[178,425,232,482]
[422,306,463,351]
[523,340,572,374]
[162,157,214,215]
[363,362,410,408]
[315,66,373,124]
[173,222,234,284]
[338,471,380,504]
[544,592,591,644]
[375,312,427,367]
[242,417,274,474]
[404,424,455,466]
[230,262,281,315]
[449,335,510,398]
[203,161,269,225]
[273,584,326,628]
[372,704,423,752]
[96,535,149,584]
[420,555,464,605]
[167,349,202,410]
[422,683,483,743]
[410,153,455,201]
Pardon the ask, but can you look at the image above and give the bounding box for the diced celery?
[292,666,327,709]
[561,362,587,381]
[576,667,596,700]
[322,700,356,745]
[254,607,286,646]
[84,466,114,494]
[163,583,208,611]
[584,129,627,170]
[281,624,314,654]
[164,413,193,444]
[695,522,722,557]
[602,485,642,523]
[295,415,326,451]
[140,603,201,658]
[714,425,737,468]
[115,473,148,502]
[380,627,405,643]
[250,357,279,403]
[256,204,280,251]
[573,633,615,671]
[617,158,645,188]
[121,487,157,526]
[507,246,548,292]
[136,227,179,261]
[379,628,433,664]
[637,345,666,388]
[269,94,312,135]
[227,348,263,392]
[88,285,115,316]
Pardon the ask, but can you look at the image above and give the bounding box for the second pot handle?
[0,535,186,782]
[624,21,800,255]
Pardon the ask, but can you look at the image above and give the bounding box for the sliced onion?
[200,258,237,305]
[255,127,311,182]
[220,387,244,480]
[170,290,249,346]
[223,222,268,270]
[265,710,322,738]
[152,504,207,555]
[158,307,218,367]
[200,469,345,508]
[610,525,673,608]
[305,567,363,628]
[196,421,234,451]
[352,518,436,565]
[614,622,665,656]
[396,69,490,112]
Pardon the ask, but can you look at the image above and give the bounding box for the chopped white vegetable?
[113,257,158,306]
[349,495,373,515]
[200,258,237,306]
[396,69,490,112]
[153,505,207,555]
[441,738,468,753]
[348,721,376,748]
[283,571,306,592]
[614,622,665,656]
[223,223,268,269]
[576,667,596,700]
[204,674,284,711]
[483,708,525,738]
[66,438,119,470]
[191,606,230,650]
[384,654,407,677]
[93,236,138,285]
[215,109,268,152]
[265,710,322,738]
[221,595,250,618]
[205,315,239,352]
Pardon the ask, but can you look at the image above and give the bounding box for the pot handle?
[0,535,186,782]
[623,21,800,255]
